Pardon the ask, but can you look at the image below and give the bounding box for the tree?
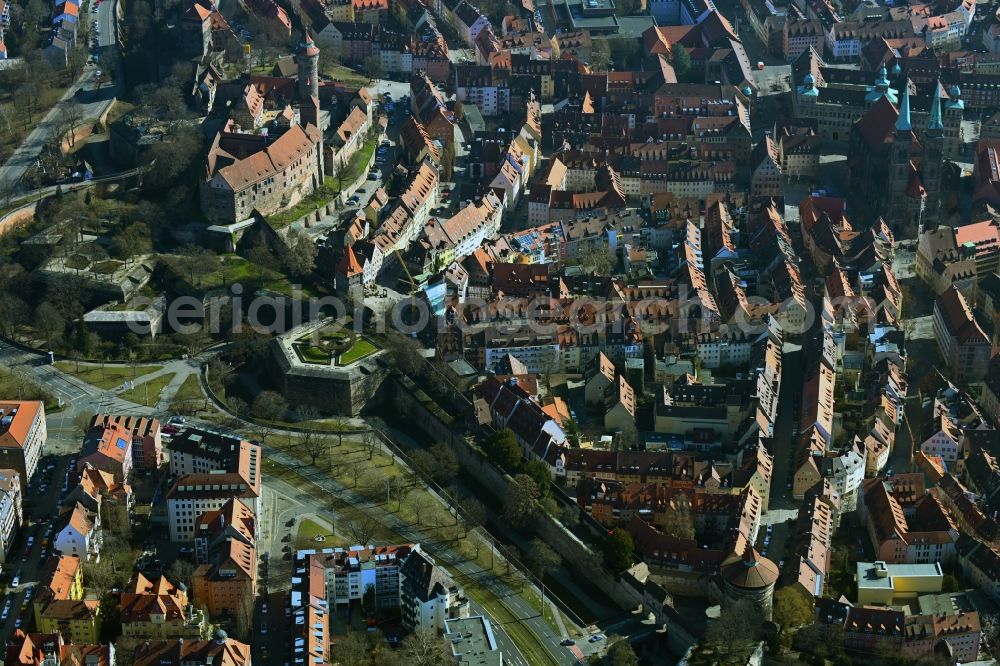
[521,460,551,496]
[167,559,195,590]
[361,55,383,81]
[34,301,65,347]
[299,430,329,466]
[75,319,93,357]
[575,241,615,276]
[58,100,85,148]
[282,227,318,278]
[607,640,640,666]
[411,443,459,485]
[382,331,425,377]
[97,592,122,643]
[615,423,639,451]
[503,474,540,528]
[246,238,277,279]
[227,397,248,426]
[346,515,380,545]
[112,222,153,261]
[589,39,611,71]
[941,574,960,593]
[398,628,452,666]
[671,43,692,81]
[703,599,764,655]
[75,411,96,435]
[603,528,634,572]
[659,496,695,540]
[411,493,433,526]
[253,390,287,423]
[234,593,255,642]
[527,538,560,580]
[461,497,486,538]
[773,587,814,631]
[483,429,521,472]
[332,632,370,666]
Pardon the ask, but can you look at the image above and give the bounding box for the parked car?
[560,639,575,647]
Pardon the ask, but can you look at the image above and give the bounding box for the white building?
[0,469,21,562]
[399,550,469,633]
[165,472,261,542]
[53,503,100,561]
[0,401,45,490]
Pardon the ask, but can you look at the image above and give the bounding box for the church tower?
[886,79,914,231]
[923,81,945,228]
[297,31,320,101]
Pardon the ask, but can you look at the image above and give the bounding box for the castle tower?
[923,81,945,228]
[297,31,320,101]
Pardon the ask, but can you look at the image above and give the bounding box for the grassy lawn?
[337,338,379,366]
[55,362,163,390]
[295,517,339,550]
[293,343,332,365]
[173,375,204,403]
[0,79,73,165]
[119,372,175,406]
[164,254,321,298]
[0,368,60,411]
[322,62,370,87]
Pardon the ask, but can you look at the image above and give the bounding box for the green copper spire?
[927,82,943,131]
[896,80,911,132]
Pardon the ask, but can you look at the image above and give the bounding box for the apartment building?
[192,537,258,618]
[53,503,101,562]
[168,429,261,486]
[63,463,132,532]
[0,469,20,562]
[858,478,958,564]
[33,555,99,644]
[0,401,45,491]
[933,286,993,383]
[89,414,163,470]
[120,573,208,640]
[299,545,417,610]
[398,549,469,633]
[166,473,261,542]
[132,631,251,666]
[5,633,112,666]
[79,422,133,483]
[193,497,256,565]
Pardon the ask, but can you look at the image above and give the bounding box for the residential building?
[933,285,993,382]
[5,633,112,666]
[132,631,251,666]
[89,414,163,470]
[915,226,978,300]
[0,401,45,490]
[120,573,207,640]
[63,463,132,532]
[52,503,100,561]
[193,498,256,565]
[168,429,261,485]
[296,544,416,610]
[165,473,261,542]
[33,555,99,644]
[192,537,258,618]
[398,549,469,633]
[79,422,133,483]
[956,534,1000,601]
[857,478,958,564]
[0,469,20,562]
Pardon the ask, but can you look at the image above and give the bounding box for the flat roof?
[444,616,502,666]
[857,562,943,589]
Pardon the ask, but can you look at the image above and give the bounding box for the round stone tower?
[720,545,779,621]
[297,31,320,101]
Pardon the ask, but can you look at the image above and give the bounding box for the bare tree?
[233,592,255,642]
[228,396,248,426]
[299,430,330,467]
[362,428,380,460]
[411,493,432,526]
[347,460,365,487]
[345,515,380,545]
[398,628,452,666]
[461,497,486,538]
